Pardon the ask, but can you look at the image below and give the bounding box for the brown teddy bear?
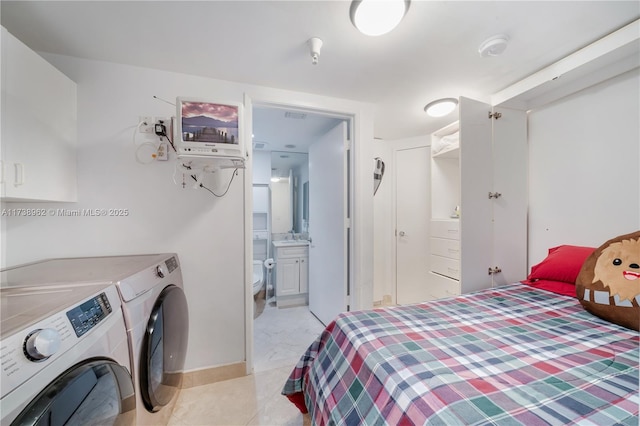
[576,230,640,331]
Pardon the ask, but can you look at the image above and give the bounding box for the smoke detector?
[478,35,509,57]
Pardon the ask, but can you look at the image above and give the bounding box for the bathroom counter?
[272,240,310,248]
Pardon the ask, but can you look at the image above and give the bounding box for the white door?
[308,121,348,325]
[491,106,528,286]
[459,97,493,292]
[396,147,431,304]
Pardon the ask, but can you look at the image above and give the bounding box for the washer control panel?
[65,292,112,337]
[0,286,121,397]
[165,256,178,274]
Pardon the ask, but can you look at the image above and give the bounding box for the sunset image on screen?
[181,101,239,144]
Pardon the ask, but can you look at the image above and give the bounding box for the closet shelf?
[432,145,460,159]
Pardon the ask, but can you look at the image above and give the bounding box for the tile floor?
[169,301,324,426]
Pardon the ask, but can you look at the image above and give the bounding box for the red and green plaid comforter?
[283,284,639,425]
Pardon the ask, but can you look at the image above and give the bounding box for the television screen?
[180,101,239,145]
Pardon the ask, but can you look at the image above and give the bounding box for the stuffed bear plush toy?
[576,230,640,331]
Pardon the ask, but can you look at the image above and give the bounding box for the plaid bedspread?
[282,284,639,425]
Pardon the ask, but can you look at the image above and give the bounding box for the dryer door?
[11,359,135,426]
[140,284,189,412]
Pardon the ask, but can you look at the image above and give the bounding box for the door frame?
[243,95,359,374]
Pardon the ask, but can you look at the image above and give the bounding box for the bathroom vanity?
[272,240,309,308]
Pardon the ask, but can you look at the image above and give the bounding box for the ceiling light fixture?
[424,98,458,117]
[350,0,410,36]
[478,34,509,57]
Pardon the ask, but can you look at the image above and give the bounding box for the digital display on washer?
[165,256,178,273]
[66,292,113,337]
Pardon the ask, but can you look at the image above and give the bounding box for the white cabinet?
[428,97,527,298]
[252,184,269,246]
[1,27,77,202]
[430,219,460,280]
[277,257,308,295]
[273,243,308,307]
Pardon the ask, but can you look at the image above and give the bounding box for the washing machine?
[0,283,135,425]
[1,253,189,425]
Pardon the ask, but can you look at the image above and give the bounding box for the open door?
[308,121,349,325]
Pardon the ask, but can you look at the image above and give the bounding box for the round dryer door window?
[140,284,189,412]
[11,360,136,426]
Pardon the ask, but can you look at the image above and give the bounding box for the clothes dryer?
[0,284,135,425]
[1,253,189,425]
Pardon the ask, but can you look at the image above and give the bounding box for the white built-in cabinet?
[252,185,269,238]
[274,243,308,307]
[1,26,77,202]
[428,97,527,299]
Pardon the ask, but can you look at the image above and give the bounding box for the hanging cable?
[196,168,239,197]
[178,162,239,197]
[160,123,177,153]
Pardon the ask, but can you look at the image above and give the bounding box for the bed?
[282,282,639,425]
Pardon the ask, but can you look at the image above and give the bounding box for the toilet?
[252,260,264,296]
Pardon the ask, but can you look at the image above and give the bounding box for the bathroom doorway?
[250,103,350,372]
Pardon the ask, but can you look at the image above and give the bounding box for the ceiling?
[253,106,343,153]
[1,1,638,143]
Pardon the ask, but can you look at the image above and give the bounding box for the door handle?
[14,163,25,187]
[398,231,407,237]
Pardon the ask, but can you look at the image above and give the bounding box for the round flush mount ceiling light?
[478,34,509,57]
[424,98,458,117]
[350,0,410,36]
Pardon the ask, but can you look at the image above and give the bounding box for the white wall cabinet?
[428,97,527,299]
[273,243,308,307]
[1,27,77,202]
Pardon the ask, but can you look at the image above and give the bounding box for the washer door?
[11,359,135,426]
[140,284,189,412]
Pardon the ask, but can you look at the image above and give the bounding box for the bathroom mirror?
[270,151,308,234]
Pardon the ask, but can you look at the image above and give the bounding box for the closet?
[428,97,527,299]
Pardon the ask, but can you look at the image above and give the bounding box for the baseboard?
[181,362,247,388]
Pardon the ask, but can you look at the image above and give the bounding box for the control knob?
[23,328,61,361]
[156,264,166,278]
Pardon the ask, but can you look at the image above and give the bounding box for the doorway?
[249,102,352,373]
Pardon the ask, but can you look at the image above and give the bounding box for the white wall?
[372,140,393,303]
[528,69,640,267]
[2,54,375,372]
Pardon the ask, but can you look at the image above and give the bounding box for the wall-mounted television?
[175,97,244,160]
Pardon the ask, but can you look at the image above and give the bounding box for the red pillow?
[521,245,595,296]
[528,245,596,283]
[522,280,578,297]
